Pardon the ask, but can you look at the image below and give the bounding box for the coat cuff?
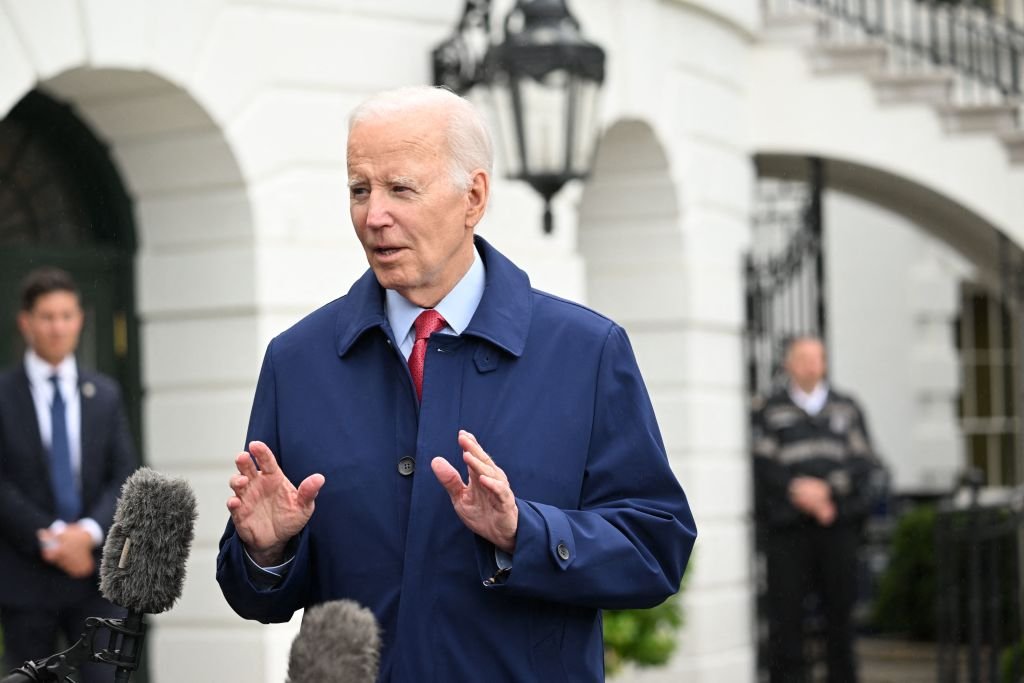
[479,499,575,591]
[217,525,311,622]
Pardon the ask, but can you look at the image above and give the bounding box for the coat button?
[556,542,570,561]
[397,457,415,476]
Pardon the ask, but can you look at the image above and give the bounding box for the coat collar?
[335,236,532,358]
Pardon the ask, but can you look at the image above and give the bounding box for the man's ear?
[464,169,490,229]
[16,311,31,344]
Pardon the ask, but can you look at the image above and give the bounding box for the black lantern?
[433,0,606,234]
[432,1,492,94]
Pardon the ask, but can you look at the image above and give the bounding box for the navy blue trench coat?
[217,237,696,682]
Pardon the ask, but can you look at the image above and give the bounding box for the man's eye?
[350,187,368,198]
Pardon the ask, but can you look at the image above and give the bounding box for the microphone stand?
[2,614,146,683]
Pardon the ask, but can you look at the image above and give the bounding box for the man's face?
[18,291,84,366]
[785,339,827,390]
[347,109,488,308]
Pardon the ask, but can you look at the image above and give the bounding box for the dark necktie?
[49,375,81,521]
[408,310,447,400]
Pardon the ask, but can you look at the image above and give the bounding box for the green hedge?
[871,503,1019,642]
[604,595,683,676]
[871,504,939,639]
[603,564,690,677]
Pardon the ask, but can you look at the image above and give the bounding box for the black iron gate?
[747,156,828,680]
[746,156,827,399]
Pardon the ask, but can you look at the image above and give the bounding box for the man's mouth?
[375,247,403,256]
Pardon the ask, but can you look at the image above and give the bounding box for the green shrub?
[1001,639,1024,683]
[871,503,1019,642]
[603,594,683,676]
[871,504,938,639]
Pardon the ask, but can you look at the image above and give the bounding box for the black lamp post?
[433,0,606,234]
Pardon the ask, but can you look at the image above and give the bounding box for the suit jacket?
[0,364,138,609]
[217,237,696,682]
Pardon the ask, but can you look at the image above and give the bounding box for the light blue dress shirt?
[385,245,485,360]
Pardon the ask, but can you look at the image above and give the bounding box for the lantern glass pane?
[569,77,601,177]
[487,84,524,178]
[519,69,570,176]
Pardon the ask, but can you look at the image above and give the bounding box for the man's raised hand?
[226,440,325,566]
[431,430,518,554]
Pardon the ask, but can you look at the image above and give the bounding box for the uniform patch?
[829,413,849,434]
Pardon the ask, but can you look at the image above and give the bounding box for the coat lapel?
[14,366,46,466]
[14,366,51,493]
[78,373,100,505]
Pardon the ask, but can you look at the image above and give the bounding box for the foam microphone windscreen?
[286,600,381,683]
[100,467,197,615]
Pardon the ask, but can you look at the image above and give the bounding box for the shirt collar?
[24,350,77,387]
[788,381,829,413]
[335,235,532,358]
[385,245,485,344]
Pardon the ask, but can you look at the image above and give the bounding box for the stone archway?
[756,152,1009,492]
[578,120,684,327]
[2,64,264,680]
[578,119,755,682]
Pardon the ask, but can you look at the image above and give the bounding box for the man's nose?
[365,193,393,229]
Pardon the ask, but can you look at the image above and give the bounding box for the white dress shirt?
[24,350,103,545]
[788,381,829,416]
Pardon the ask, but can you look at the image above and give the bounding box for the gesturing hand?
[431,430,519,553]
[226,441,326,566]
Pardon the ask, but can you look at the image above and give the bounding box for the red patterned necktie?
[408,309,447,400]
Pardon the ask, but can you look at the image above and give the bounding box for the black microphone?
[98,467,197,681]
[286,600,381,683]
[3,468,197,683]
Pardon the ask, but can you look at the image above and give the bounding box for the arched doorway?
[0,89,140,443]
[578,120,683,324]
[748,152,1024,679]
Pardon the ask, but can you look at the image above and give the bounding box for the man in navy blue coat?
[217,86,696,681]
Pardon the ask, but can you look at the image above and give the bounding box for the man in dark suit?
[0,267,138,683]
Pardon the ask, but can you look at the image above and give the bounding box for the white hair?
[348,86,494,191]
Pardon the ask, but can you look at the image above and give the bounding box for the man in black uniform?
[753,336,881,683]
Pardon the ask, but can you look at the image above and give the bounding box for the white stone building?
[0,0,1021,681]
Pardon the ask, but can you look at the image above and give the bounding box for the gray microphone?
[3,468,196,683]
[99,467,197,681]
[286,600,381,683]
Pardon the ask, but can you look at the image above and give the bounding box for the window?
[956,284,1021,487]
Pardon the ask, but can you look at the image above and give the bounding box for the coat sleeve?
[829,399,885,523]
[0,416,53,559]
[82,381,139,534]
[216,339,313,623]
[480,325,696,610]
[751,400,801,528]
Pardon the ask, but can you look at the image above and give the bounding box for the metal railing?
[764,0,1024,108]
[935,472,1024,682]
